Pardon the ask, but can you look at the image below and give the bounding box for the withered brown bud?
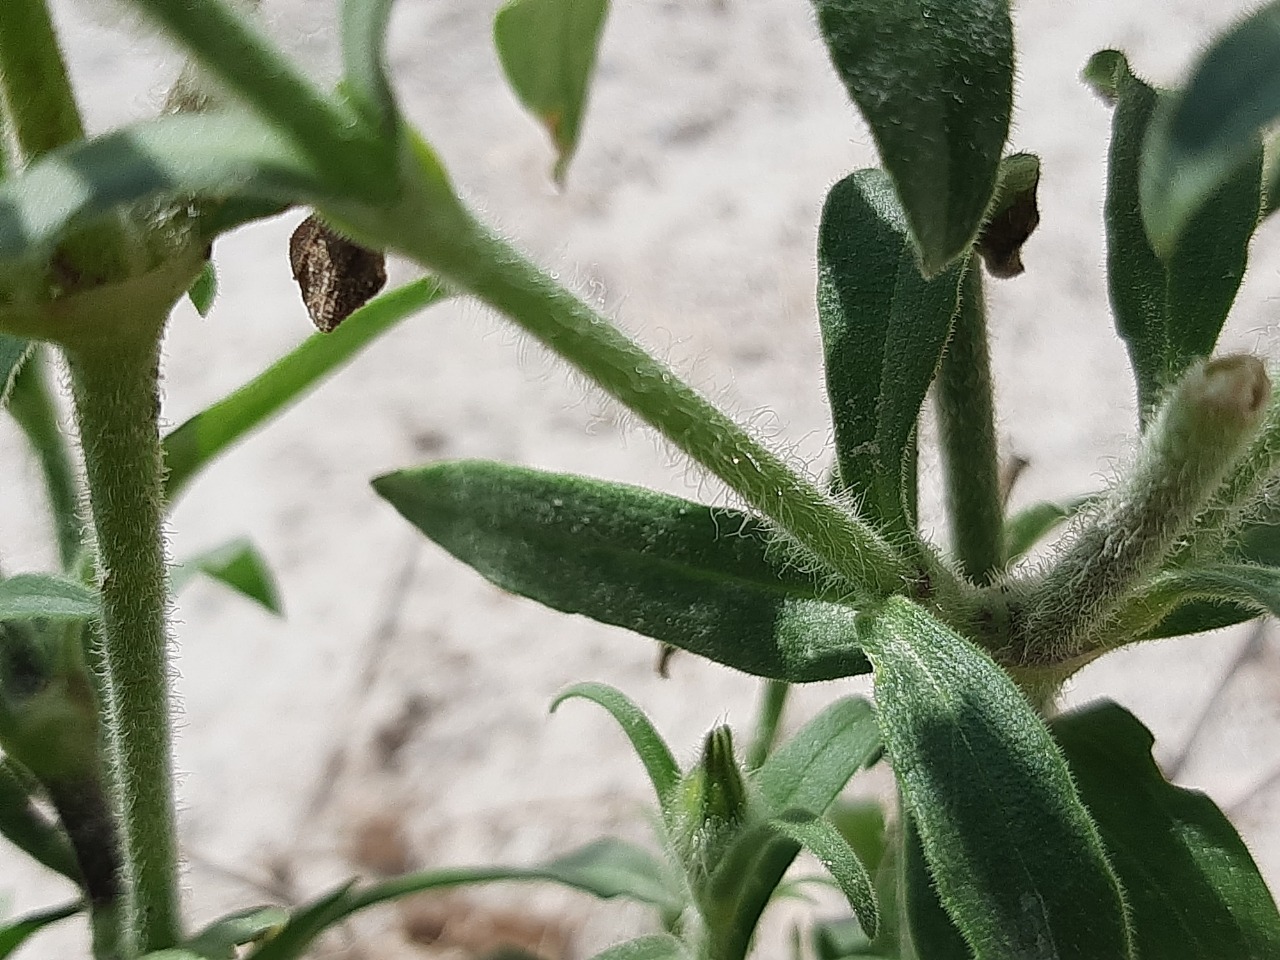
[288,214,387,332]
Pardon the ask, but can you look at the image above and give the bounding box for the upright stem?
[65,325,181,954]
[8,348,85,568]
[745,680,789,770]
[936,267,1003,585]
[0,0,84,160]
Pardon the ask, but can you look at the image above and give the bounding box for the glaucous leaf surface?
[858,597,1132,960]
[0,574,96,621]
[163,277,448,503]
[494,0,609,182]
[812,0,1013,274]
[374,461,871,681]
[1141,0,1280,253]
[818,170,965,535]
[1085,50,1260,421]
[171,539,283,615]
[552,682,680,808]
[1052,700,1280,958]
[754,695,879,817]
[0,901,80,959]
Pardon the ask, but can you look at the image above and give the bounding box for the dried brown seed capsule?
[288,214,387,332]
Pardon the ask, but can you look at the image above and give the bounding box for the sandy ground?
[5,0,1280,957]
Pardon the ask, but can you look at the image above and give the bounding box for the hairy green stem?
[66,327,181,954]
[8,348,85,568]
[1020,355,1270,662]
[745,680,789,771]
[935,267,1003,585]
[360,152,910,600]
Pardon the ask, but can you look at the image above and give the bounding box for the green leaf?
[1134,564,1280,643]
[340,0,399,139]
[1085,49,1261,421]
[0,759,82,883]
[494,0,609,183]
[551,682,680,809]
[754,696,879,818]
[587,936,687,960]
[858,597,1132,960]
[1140,1,1280,254]
[769,810,878,940]
[706,823,808,960]
[812,0,1013,274]
[183,905,290,959]
[818,170,966,534]
[247,840,683,960]
[0,901,80,958]
[900,812,971,960]
[1003,495,1090,566]
[0,113,324,266]
[187,261,217,317]
[975,152,1041,279]
[163,277,448,503]
[0,574,97,622]
[373,460,871,682]
[171,539,283,616]
[0,336,31,408]
[1052,700,1280,958]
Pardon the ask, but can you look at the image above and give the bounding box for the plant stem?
[935,267,1004,585]
[65,325,181,955]
[745,680,789,770]
[367,159,910,600]
[8,348,84,568]
[0,0,84,160]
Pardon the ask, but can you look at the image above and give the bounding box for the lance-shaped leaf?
[901,813,971,960]
[858,597,1132,960]
[0,112,326,267]
[0,574,96,622]
[0,336,31,408]
[769,809,878,939]
[1141,1,1280,254]
[373,461,870,682]
[247,840,682,960]
[1131,563,1280,642]
[184,905,288,959]
[340,0,399,139]
[812,0,1013,275]
[0,759,81,884]
[0,901,80,959]
[754,695,879,817]
[1052,700,1280,958]
[818,170,965,535]
[494,0,609,183]
[171,539,283,615]
[164,277,449,503]
[1085,50,1261,422]
[552,682,680,809]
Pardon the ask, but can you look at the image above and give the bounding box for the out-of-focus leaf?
[552,682,680,808]
[1085,49,1261,422]
[1053,700,1280,958]
[818,170,965,535]
[587,936,687,960]
[1003,495,1090,566]
[812,0,1013,274]
[494,0,609,183]
[754,696,879,817]
[857,597,1132,960]
[1141,1,1280,253]
[0,901,80,958]
[163,277,448,503]
[900,812,970,960]
[340,0,398,138]
[186,260,217,317]
[0,575,96,622]
[0,337,31,408]
[247,839,682,960]
[171,538,282,616]
[184,905,288,959]
[0,759,81,884]
[373,461,870,682]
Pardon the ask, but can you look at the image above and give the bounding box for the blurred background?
[4,0,1280,956]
